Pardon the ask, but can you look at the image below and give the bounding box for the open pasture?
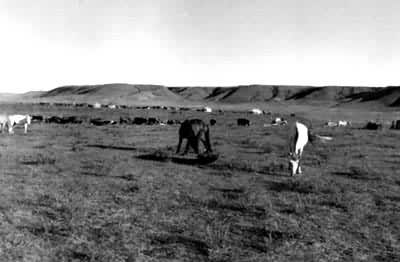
[0,104,399,261]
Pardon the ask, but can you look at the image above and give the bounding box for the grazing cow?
[288,121,309,176]
[325,121,338,127]
[391,120,400,130]
[45,116,82,124]
[91,102,102,109]
[272,117,288,126]
[120,117,134,125]
[237,118,250,126]
[203,107,212,113]
[45,116,64,124]
[133,117,147,125]
[364,122,382,130]
[90,118,116,126]
[209,119,216,126]
[8,114,32,134]
[63,116,83,124]
[31,115,44,123]
[147,117,160,125]
[176,119,212,155]
[250,108,263,115]
[167,119,181,125]
[338,120,351,127]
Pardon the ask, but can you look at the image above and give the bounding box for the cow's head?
[288,152,300,176]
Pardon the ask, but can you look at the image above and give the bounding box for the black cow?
[45,116,82,124]
[133,117,147,125]
[31,115,44,123]
[209,119,216,126]
[45,116,64,124]
[120,117,134,125]
[237,118,250,126]
[147,117,160,125]
[176,119,212,155]
[364,122,382,130]
[90,118,117,126]
[167,120,181,125]
[63,116,82,124]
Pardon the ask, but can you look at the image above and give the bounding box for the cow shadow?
[86,144,138,151]
[136,151,219,166]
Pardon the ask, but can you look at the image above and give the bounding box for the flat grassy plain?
[0,103,399,261]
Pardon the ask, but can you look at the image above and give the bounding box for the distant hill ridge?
[39,83,184,105]
[2,83,400,108]
[169,85,399,107]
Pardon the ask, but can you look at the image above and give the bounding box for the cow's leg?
[24,123,28,134]
[296,159,302,174]
[200,138,207,152]
[183,139,191,155]
[176,136,183,154]
[191,137,200,155]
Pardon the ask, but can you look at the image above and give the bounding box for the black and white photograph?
[0,0,399,261]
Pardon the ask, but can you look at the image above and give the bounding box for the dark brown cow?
[147,117,160,125]
[176,119,212,155]
[31,115,44,123]
[237,118,250,126]
[364,122,382,130]
[90,118,117,126]
[133,117,147,125]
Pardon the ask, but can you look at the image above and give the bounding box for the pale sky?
[0,0,399,93]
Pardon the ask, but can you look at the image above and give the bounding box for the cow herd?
[2,106,399,177]
[34,115,182,126]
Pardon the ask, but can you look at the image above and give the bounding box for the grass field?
[0,103,399,261]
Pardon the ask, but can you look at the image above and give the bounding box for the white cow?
[338,120,351,127]
[272,117,288,126]
[288,121,309,176]
[325,121,338,127]
[289,121,333,175]
[203,106,212,113]
[250,108,263,115]
[8,114,32,134]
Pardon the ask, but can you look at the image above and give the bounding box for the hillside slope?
[168,85,400,108]
[169,85,387,105]
[39,83,185,105]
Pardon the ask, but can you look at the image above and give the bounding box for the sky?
[0,0,399,93]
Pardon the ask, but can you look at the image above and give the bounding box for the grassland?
[0,103,399,261]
